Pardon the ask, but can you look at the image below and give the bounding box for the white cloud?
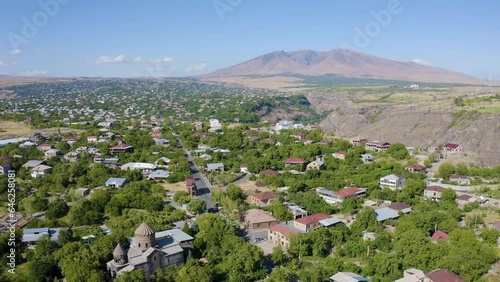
[10,49,22,55]
[94,54,125,64]
[132,56,173,65]
[151,57,173,64]
[22,70,49,77]
[0,61,5,66]
[411,59,431,66]
[184,63,208,73]
[132,57,143,63]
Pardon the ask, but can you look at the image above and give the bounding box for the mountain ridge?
[207,49,491,85]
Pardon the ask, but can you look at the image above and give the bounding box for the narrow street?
[174,134,215,209]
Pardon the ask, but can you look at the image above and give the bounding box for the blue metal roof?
[375,207,400,222]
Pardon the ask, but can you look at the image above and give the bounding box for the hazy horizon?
[1,0,499,80]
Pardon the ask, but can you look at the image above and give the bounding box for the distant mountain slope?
[208,49,488,85]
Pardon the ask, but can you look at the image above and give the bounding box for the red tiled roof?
[335,187,362,198]
[432,230,449,241]
[335,151,347,155]
[426,269,465,282]
[285,158,305,163]
[295,213,331,225]
[185,178,196,186]
[388,202,411,211]
[240,163,248,168]
[261,169,279,176]
[269,224,298,238]
[456,194,473,201]
[488,221,500,231]
[251,192,280,201]
[111,144,132,149]
[406,164,426,169]
[425,186,444,192]
[444,143,460,149]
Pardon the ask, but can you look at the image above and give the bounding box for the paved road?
[174,134,215,209]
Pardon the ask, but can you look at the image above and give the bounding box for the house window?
[146,243,148,248]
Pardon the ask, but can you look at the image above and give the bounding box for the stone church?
[107,222,194,278]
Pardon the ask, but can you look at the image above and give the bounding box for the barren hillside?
[306,89,500,167]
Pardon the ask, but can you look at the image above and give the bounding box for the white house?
[379,174,406,191]
[450,175,471,185]
[120,162,157,172]
[275,120,291,131]
[240,163,249,173]
[209,118,221,131]
[316,187,366,204]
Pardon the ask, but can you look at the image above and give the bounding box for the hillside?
[207,49,489,85]
[306,87,500,167]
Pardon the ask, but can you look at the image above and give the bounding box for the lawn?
[0,121,33,138]
[161,181,187,192]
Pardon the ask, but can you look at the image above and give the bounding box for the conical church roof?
[135,222,156,237]
[113,243,125,256]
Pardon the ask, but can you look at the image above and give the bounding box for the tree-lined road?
[174,134,215,209]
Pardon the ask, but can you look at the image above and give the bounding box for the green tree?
[187,199,207,214]
[455,163,469,175]
[45,199,70,220]
[34,235,58,260]
[454,97,464,106]
[350,208,379,233]
[271,245,288,265]
[441,189,457,203]
[173,191,191,205]
[222,243,266,281]
[481,228,500,245]
[438,163,455,178]
[115,269,146,282]
[269,267,294,282]
[439,229,497,281]
[28,258,60,282]
[394,228,433,270]
[175,265,213,282]
[268,199,293,222]
[387,143,410,160]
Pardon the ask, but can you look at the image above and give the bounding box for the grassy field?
[161,182,187,192]
[465,208,500,226]
[239,181,273,195]
[0,121,33,137]
[478,106,500,113]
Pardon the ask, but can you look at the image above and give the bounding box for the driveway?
[256,240,275,255]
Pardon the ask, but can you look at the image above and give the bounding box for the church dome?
[135,222,156,237]
[113,243,125,257]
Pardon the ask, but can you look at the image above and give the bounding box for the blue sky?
[0,0,498,79]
